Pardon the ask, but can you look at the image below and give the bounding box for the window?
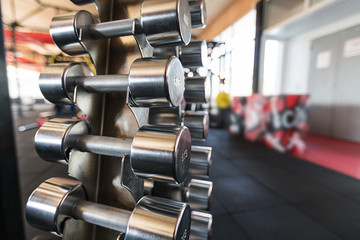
[262,39,284,95]
[213,10,256,98]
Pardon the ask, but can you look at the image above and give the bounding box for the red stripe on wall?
[4,29,54,44]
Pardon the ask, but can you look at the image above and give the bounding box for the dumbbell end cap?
[141,0,191,47]
[183,111,209,140]
[186,179,213,211]
[184,75,211,104]
[26,177,86,235]
[189,146,212,177]
[191,211,213,240]
[189,0,207,29]
[50,11,94,55]
[129,57,184,108]
[166,57,185,107]
[34,118,90,163]
[131,126,191,183]
[39,63,93,105]
[173,126,192,183]
[126,196,191,240]
[178,0,192,46]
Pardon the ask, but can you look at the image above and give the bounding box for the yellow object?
[216,92,231,109]
[84,57,97,74]
[48,55,57,64]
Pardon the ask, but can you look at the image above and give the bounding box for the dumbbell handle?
[71,75,129,93]
[18,123,39,132]
[68,198,131,233]
[76,135,132,157]
[81,18,137,40]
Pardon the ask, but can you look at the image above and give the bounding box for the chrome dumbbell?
[26,177,191,240]
[144,178,213,239]
[188,0,206,29]
[70,0,206,29]
[190,211,213,240]
[180,40,208,68]
[149,109,209,140]
[40,57,184,108]
[189,146,212,177]
[183,111,209,140]
[148,178,213,211]
[185,179,213,210]
[35,118,191,183]
[143,146,212,195]
[154,40,208,68]
[50,0,192,55]
[184,76,211,104]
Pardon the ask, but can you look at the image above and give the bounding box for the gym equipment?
[189,146,212,177]
[149,109,209,140]
[26,0,213,238]
[148,178,213,211]
[188,0,207,28]
[184,76,211,104]
[40,57,185,108]
[26,177,191,240]
[50,0,192,55]
[154,40,208,68]
[35,118,191,183]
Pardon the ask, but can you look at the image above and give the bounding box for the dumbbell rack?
[58,1,150,239]
[27,0,212,239]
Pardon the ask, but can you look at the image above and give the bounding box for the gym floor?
[14,104,360,239]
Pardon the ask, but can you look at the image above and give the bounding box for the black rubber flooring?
[13,105,360,239]
[200,128,360,240]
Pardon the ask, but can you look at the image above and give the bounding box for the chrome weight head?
[149,178,213,211]
[50,10,95,55]
[190,146,212,177]
[190,211,212,240]
[129,56,185,108]
[131,125,191,183]
[26,177,87,236]
[34,118,90,164]
[126,196,191,240]
[180,40,208,68]
[70,0,95,4]
[148,109,210,140]
[39,63,94,105]
[183,111,209,140]
[141,0,192,47]
[186,179,213,211]
[184,76,211,104]
[188,0,206,28]
[153,40,208,68]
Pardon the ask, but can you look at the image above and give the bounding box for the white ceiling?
[264,0,360,40]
